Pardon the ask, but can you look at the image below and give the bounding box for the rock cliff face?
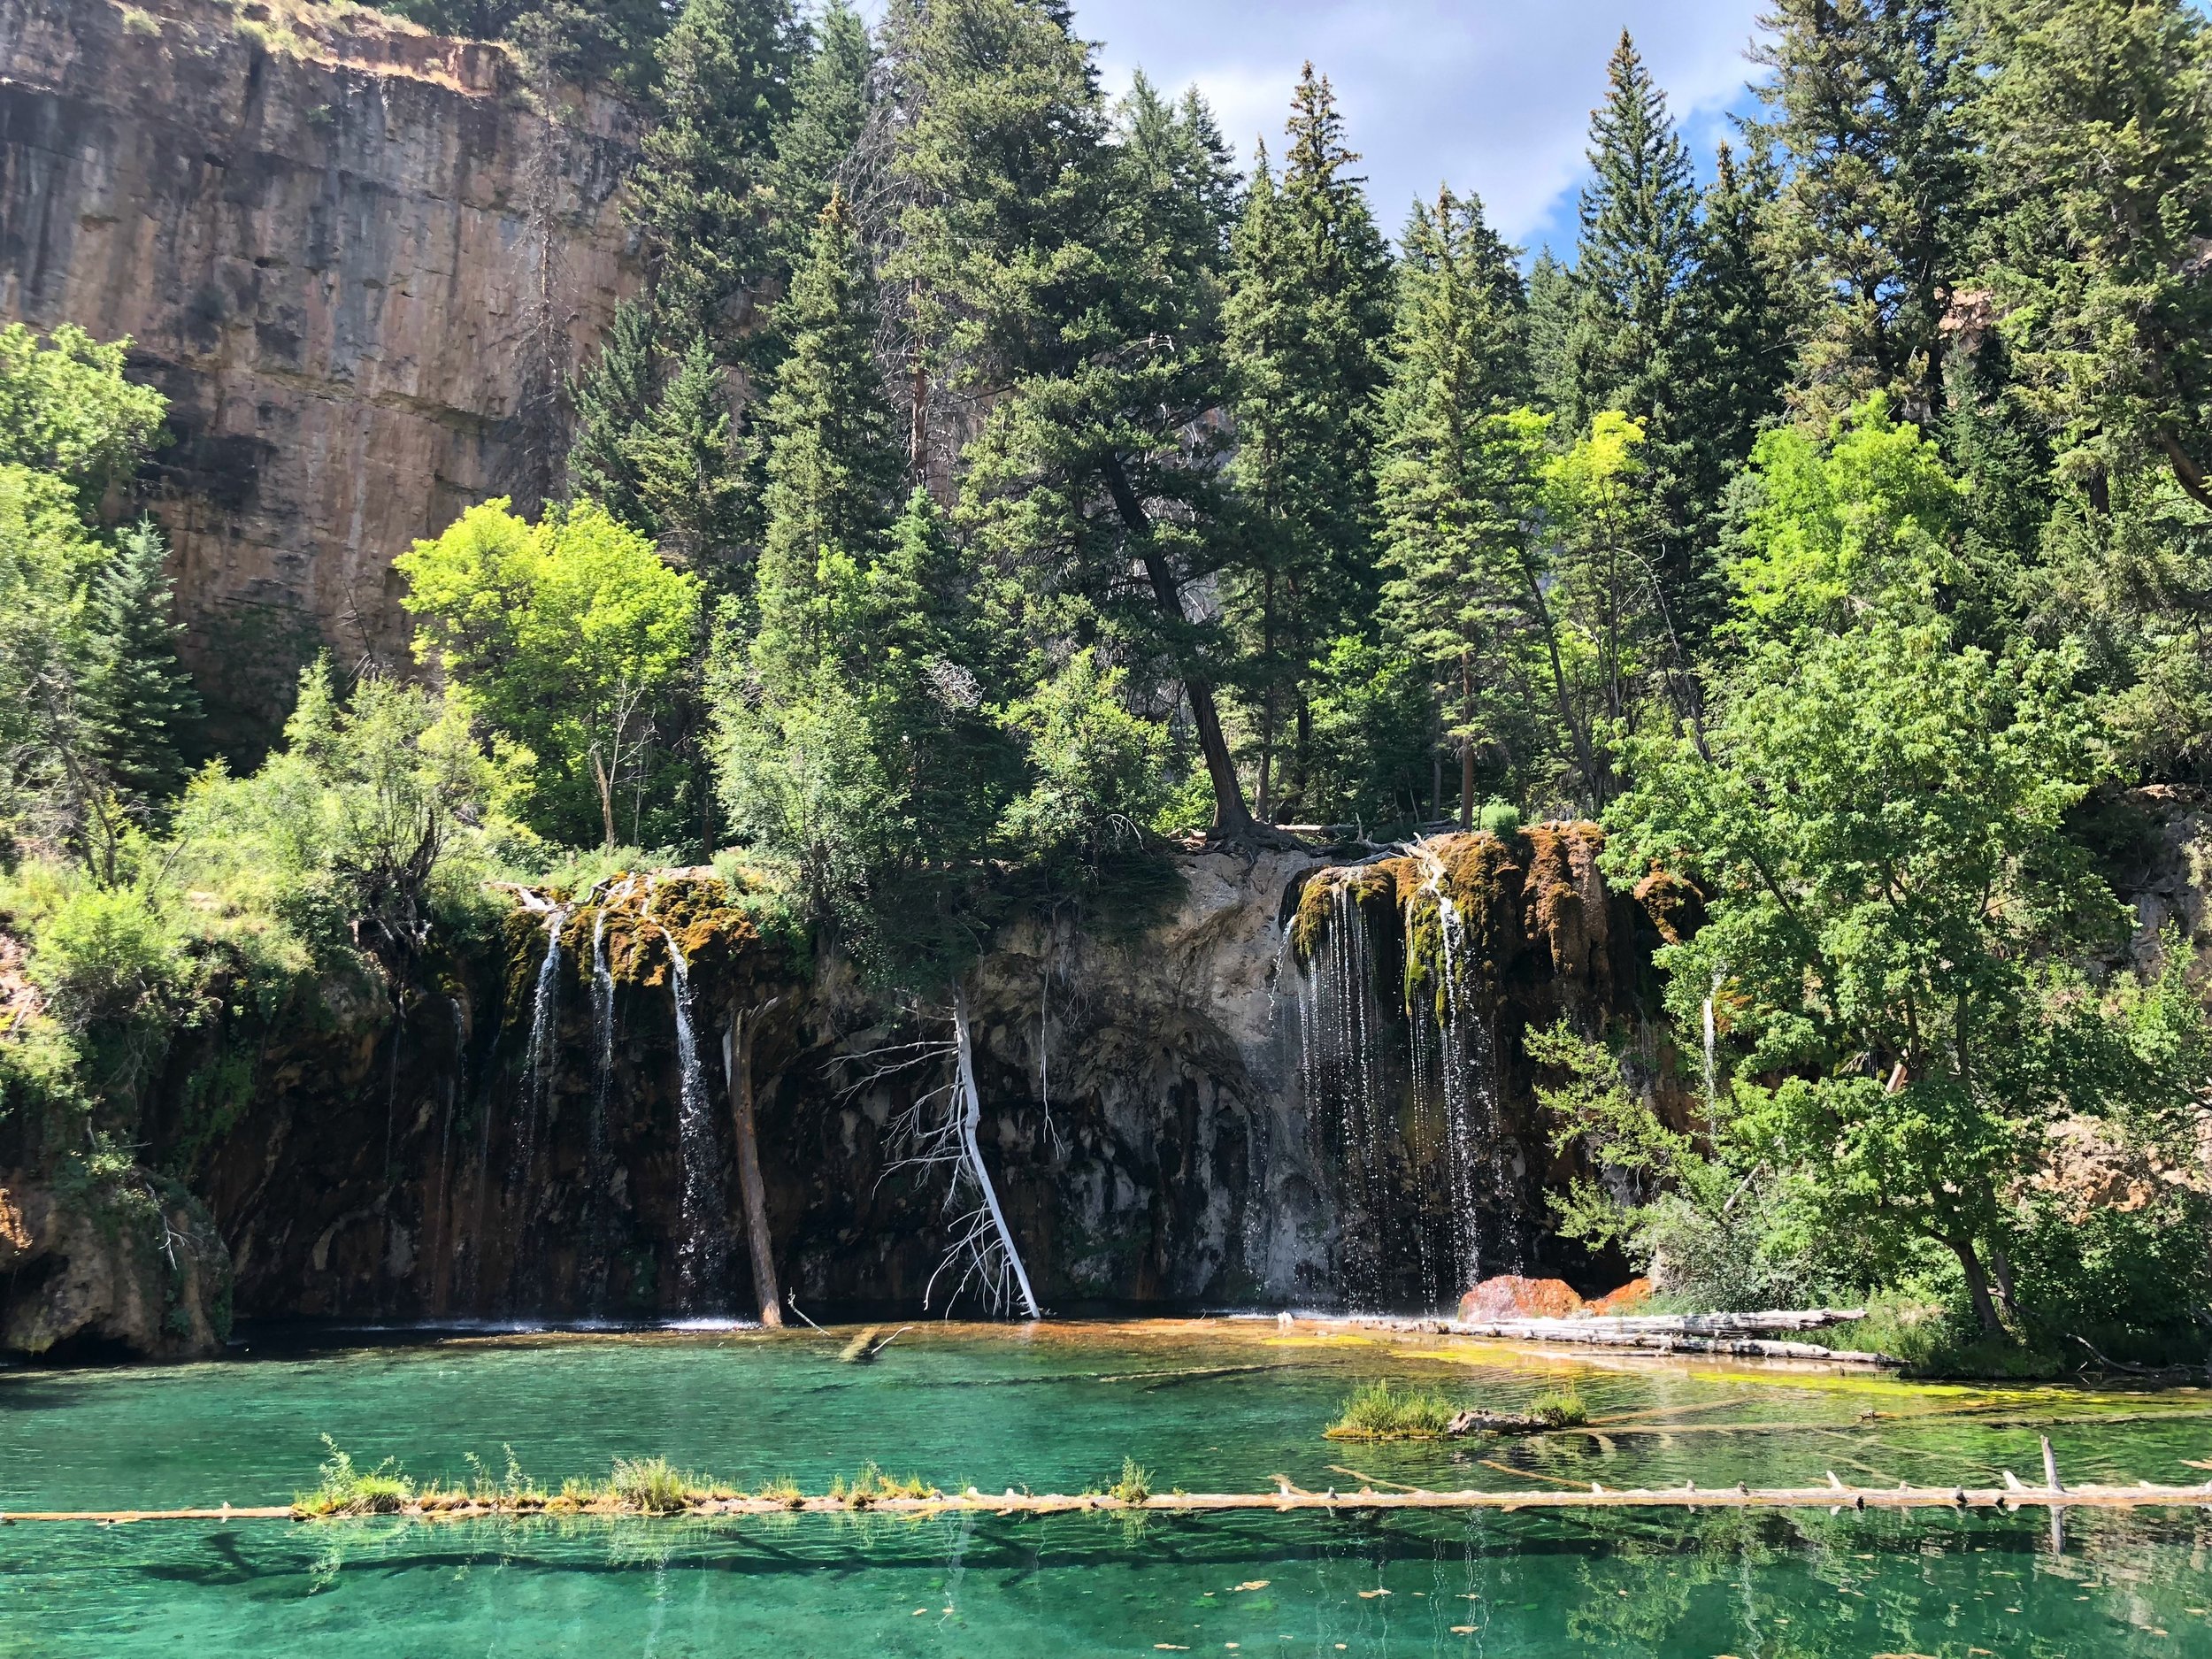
[0,0,639,748]
[0,836,1677,1350]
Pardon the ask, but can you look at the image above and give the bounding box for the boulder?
[1456,1274,1585,1321]
[1585,1278,1655,1316]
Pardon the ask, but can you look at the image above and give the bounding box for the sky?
[859,1,1773,259]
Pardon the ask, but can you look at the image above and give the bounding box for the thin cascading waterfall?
[664,933,729,1309]
[1294,874,1394,1308]
[579,881,627,1313]
[503,903,570,1310]
[1412,841,1486,1299]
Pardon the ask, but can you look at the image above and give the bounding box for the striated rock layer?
[0,0,640,748]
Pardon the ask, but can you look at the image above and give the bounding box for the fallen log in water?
[1441,1325,1901,1363]
[9,1479,2209,1525]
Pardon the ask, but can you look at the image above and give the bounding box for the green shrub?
[20,874,192,1031]
[1325,1379,1456,1440]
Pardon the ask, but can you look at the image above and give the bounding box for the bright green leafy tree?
[396,499,703,851]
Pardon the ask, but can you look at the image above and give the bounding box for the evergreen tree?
[77,519,200,807]
[1375,190,1545,826]
[626,334,749,577]
[894,3,1259,836]
[1563,35,1701,437]
[767,0,876,264]
[566,300,660,532]
[1222,66,1394,821]
[1524,249,1578,416]
[1560,34,1711,615]
[1672,137,1793,632]
[1750,0,1976,423]
[630,0,803,353]
[753,190,906,672]
[1970,0,2212,511]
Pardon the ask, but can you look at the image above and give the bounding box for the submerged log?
[9,1479,2211,1526]
[1442,1409,1549,1435]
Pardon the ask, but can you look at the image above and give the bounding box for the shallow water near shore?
[4,1319,2210,1656]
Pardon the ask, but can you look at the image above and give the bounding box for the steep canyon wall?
[0,0,638,747]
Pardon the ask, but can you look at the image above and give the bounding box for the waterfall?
[1293,873,1394,1307]
[664,933,729,1308]
[579,882,627,1313]
[1404,840,1501,1301]
[503,904,569,1308]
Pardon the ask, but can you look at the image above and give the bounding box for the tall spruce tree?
[630,0,803,354]
[1222,66,1394,821]
[767,0,876,264]
[1525,249,1578,417]
[1560,34,1710,613]
[1673,137,1793,632]
[78,518,199,807]
[627,334,750,577]
[567,300,661,531]
[1751,0,1976,423]
[1970,0,2212,512]
[754,191,906,664]
[1375,190,1542,826]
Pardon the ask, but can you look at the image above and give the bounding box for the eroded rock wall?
[0,0,640,748]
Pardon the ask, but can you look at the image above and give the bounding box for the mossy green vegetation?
[1529,1386,1588,1428]
[1325,1379,1458,1440]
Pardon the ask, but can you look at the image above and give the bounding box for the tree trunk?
[1948,1234,2003,1335]
[953,987,1041,1319]
[1100,453,1259,839]
[590,745,617,855]
[1987,1235,2021,1325]
[720,1004,783,1329]
[1457,656,1475,831]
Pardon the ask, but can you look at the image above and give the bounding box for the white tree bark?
[953,987,1041,1319]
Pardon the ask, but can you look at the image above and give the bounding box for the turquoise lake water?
[4,1319,2210,1656]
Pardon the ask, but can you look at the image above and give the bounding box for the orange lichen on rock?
[1585,1278,1655,1316]
[1456,1274,1586,1321]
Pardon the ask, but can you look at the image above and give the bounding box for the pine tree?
[1671,137,1793,634]
[626,333,749,577]
[1524,249,1578,416]
[1750,0,1975,423]
[1558,33,1712,614]
[767,0,875,265]
[630,0,803,353]
[893,3,1259,836]
[753,190,905,676]
[1970,0,2212,511]
[78,518,200,806]
[1222,65,1394,821]
[1563,35,1701,435]
[1376,190,1543,826]
[567,300,660,531]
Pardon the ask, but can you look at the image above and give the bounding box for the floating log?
[7,1479,2209,1526]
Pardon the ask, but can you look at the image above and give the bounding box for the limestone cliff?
[0,0,639,747]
